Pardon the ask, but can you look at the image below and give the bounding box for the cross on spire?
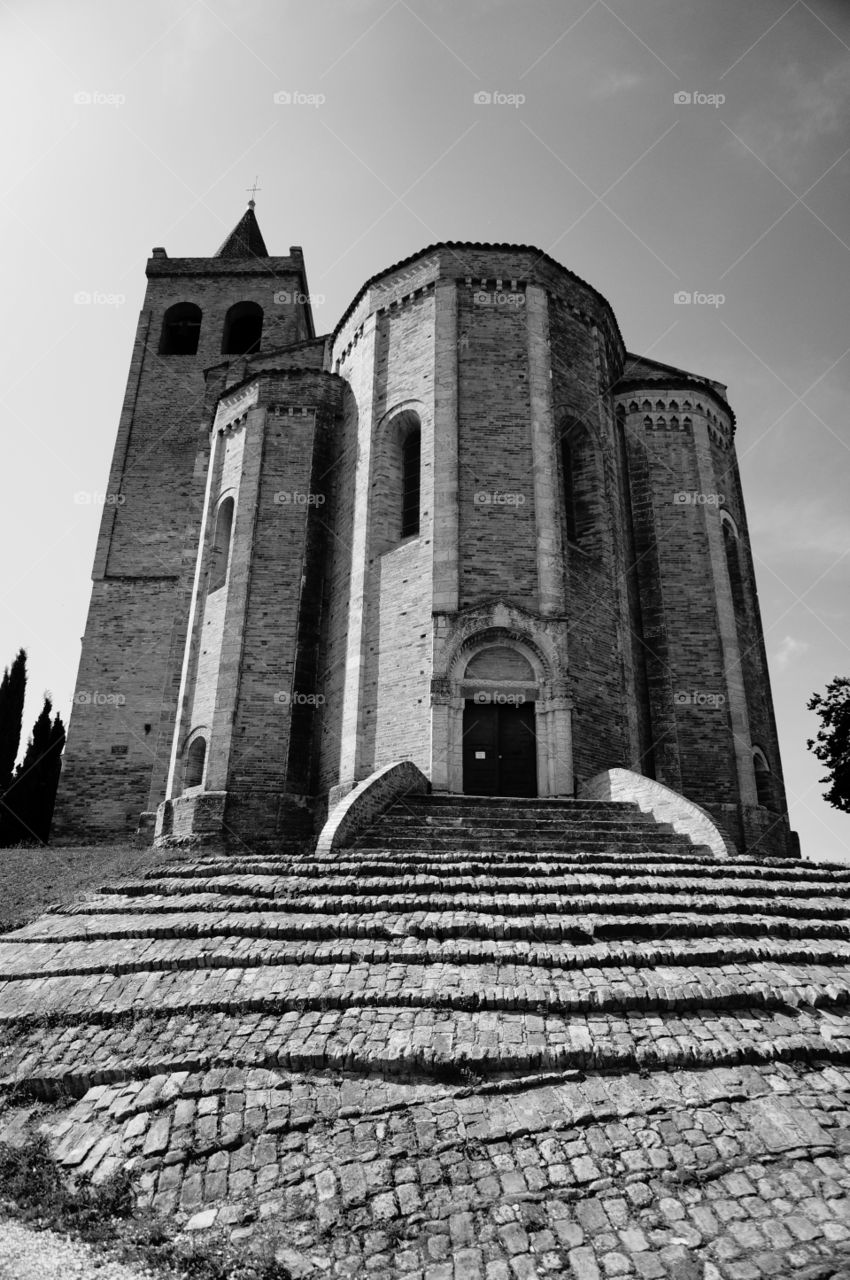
[246,176,262,208]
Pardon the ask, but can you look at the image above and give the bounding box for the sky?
[0,0,848,861]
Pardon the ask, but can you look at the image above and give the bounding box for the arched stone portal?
[432,625,573,797]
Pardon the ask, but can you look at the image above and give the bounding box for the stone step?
[4,955,850,1031]
[361,813,678,833]
[160,845,829,873]
[3,1001,850,1102]
[403,795,648,810]
[99,878,850,922]
[224,847,726,869]
[348,847,831,874]
[135,861,850,899]
[348,839,707,858]
[353,828,688,846]
[4,932,850,981]
[157,857,850,894]
[16,907,850,949]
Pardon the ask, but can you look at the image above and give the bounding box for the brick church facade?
[53,204,795,859]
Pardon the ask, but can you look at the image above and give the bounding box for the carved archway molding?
[431,604,573,797]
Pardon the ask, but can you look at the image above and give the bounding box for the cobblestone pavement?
[1,795,850,1278]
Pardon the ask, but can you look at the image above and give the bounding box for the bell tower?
[53,204,316,838]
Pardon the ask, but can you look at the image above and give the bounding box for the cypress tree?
[0,649,26,795]
[3,695,57,845]
[43,711,66,840]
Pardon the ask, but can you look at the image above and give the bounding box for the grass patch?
[0,1132,292,1279]
[0,843,169,932]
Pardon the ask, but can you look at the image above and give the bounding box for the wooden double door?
[462,700,537,797]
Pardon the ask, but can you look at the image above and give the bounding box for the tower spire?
[214,193,269,258]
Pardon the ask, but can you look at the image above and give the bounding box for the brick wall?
[55,249,314,838]
[457,284,537,610]
[614,381,793,857]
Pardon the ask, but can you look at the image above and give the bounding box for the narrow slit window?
[561,437,577,545]
[401,429,421,538]
[209,497,234,593]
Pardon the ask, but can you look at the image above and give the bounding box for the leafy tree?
[807,676,850,814]
[0,649,26,794]
[1,695,66,845]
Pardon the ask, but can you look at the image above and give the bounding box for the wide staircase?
[1,794,850,1087]
[1,794,850,1277]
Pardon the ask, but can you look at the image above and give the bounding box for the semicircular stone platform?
[2,795,850,1279]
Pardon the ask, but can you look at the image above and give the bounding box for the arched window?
[401,428,421,538]
[559,419,599,549]
[208,496,234,593]
[720,509,739,539]
[222,301,263,355]
[185,736,206,789]
[372,409,422,554]
[722,516,745,617]
[753,748,772,808]
[160,302,202,355]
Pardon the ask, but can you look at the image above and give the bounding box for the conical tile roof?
[214,201,269,258]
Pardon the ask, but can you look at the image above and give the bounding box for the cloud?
[774,635,810,671]
[592,70,644,99]
[730,59,850,179]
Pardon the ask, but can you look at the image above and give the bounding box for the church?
[52,202,795,860]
